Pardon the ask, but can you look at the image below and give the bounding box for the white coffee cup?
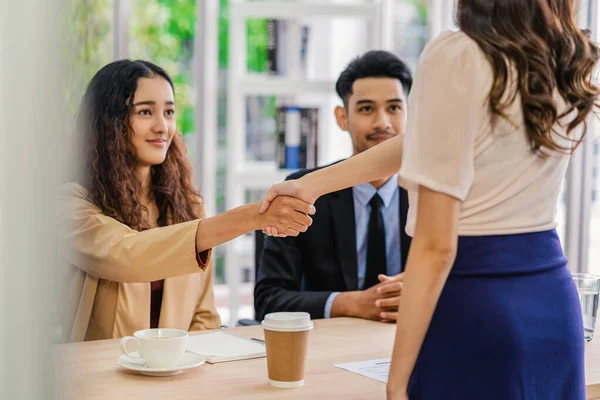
[120,328,188,369]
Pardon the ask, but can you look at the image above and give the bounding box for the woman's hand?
[259,178,319,237]
[257,195,315,237]
[259,178,317,214]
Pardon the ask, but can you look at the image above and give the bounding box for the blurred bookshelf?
[222,0,395,325]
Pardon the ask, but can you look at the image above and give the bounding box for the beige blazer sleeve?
[56,183,211,283]
[189,258,222,331]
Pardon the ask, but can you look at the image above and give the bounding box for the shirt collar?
[352,174,398,208]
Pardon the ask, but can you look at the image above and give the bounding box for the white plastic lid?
[261,312,314,332]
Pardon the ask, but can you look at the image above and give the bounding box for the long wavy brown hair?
[457,0,600,154]
[76,60,201,230]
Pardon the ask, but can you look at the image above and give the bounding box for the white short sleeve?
[398,31,491,201]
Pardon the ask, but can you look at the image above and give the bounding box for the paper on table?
[186,331,266,364]
[333,358,391,383]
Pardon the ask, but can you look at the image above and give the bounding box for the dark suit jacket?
[254,164,412,321]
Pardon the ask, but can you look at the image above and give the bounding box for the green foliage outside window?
[65,0,113,115]
[131,0,197,134]
[131,0,274,134]
[406,0,428,25]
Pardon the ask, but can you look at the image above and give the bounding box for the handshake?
[257,178,316,237]
[255,177,404,323]
[256,194,315,238]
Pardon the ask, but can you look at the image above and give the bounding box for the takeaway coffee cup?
[261,312,313,388]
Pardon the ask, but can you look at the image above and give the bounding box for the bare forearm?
[387,248,455,393]
[195,202,261,252]
[303,134,404,199]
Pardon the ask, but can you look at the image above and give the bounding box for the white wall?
[0,0,67,398]
[428,0,456,39]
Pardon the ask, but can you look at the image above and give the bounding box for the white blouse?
[398,30,580,237]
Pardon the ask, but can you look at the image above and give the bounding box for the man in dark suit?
[255,50,413,322]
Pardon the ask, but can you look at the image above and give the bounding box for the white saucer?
[117,350,205,377]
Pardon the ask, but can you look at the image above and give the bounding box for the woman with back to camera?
[259,0,599,398]
[57,60,314,342]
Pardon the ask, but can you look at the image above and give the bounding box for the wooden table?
[56,318,600,399]
[587,336,600,400]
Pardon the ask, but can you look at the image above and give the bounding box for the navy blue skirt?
[407,230,586,400]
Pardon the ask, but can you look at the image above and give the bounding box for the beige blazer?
[56,183,221,342]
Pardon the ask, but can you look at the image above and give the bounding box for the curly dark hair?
[76,59,201,231]
[457,0,600,154]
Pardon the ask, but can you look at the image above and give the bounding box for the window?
[130,0,197,135]
[66,0,114,113]
[588,136,600,274]
[393,0,428,72]
[578,0,599,274]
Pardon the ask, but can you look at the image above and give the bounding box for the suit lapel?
[398,187,411,271]
[330,188,359,290]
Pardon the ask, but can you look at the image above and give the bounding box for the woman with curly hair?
[57,60,314,342]
[260,0,599,398]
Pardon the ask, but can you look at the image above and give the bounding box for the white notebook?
[186,331,266,364]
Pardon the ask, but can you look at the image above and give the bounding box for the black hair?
[335,50,413,106]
